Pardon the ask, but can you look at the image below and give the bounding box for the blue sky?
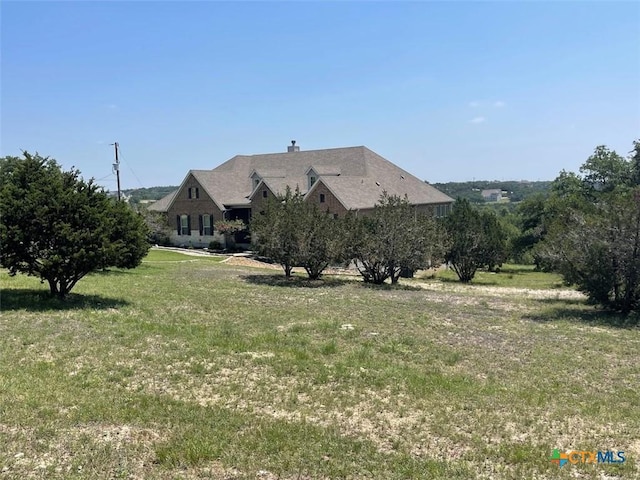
[2,1,639,190]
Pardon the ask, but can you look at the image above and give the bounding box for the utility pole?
[111,142,121,201]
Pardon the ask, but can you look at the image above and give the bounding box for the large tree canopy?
[0,152,150,298]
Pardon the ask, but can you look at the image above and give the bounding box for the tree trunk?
[47,278,59,297]
[283,264,293,278]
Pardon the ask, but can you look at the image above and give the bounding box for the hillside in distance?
[121,186,178,205]
[430,180,552,203]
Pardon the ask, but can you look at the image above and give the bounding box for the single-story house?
[149,142,454,248]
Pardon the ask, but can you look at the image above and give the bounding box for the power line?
[116,145,145,189]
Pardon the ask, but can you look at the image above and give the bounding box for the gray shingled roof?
[148,189,177,212]
[149,146,453,212]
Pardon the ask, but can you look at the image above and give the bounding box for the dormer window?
[250,171,262,190]
[307,167,319,190]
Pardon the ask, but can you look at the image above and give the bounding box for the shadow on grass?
[435,276,499,286]
[0,288,130,312]
[241,274,350,289]
[359,281,423,292]
[525,299,638,328]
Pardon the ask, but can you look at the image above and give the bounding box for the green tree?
[296,203,347,280]
[539,141,640,314]
[443,199,486,282]
[251,187,346,279]
[0,152,150,298]
[629,140,640,186]
[443,199,507,282]
[250,187,304,278]
[512,194,548,266]
[347,193,446,284]
[480,210,508,272]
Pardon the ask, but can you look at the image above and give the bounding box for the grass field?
[1,249,638,479]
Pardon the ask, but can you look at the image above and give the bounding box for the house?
[481,189,504,202]
[149,142,454,248]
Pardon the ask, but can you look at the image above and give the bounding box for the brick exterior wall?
[305,182,348,217]
[167,173,225,247]
[249,186,278,214]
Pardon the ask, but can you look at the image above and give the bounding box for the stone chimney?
[287,140,300,153]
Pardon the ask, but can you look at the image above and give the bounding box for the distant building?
[481,189,505,202]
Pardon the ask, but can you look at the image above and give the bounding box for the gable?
[156,146,453,212]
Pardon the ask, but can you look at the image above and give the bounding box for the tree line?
[250,189,507,285]
[252,140,640,315]
[431,180,552,203]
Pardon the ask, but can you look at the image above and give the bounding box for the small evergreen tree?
[347,193,446,284]
[250,187,304,278]
[251,187,347,279]
[296,203,347,280]
[443,199,506,282]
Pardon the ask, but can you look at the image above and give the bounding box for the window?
[310,176,316,186]
[319,193,326,203]
[188,187,199,199]
[178,214,190,235]
[262,190,268,198]
[202,214,213,235]
[254,178,260,188]
[435,204,451,218]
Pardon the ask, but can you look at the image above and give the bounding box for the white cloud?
[470,116,486,124]
[493,101,505,108]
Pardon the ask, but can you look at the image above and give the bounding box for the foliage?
[214,219,247,235]
[251,187,347,279]
[539,141,640,314]
[0,152,150,298]
[347,193,447,284]
[511,194,549,266]
[480,210,509,271]
[295,203,348,280]
[443,199,507,282]
[142,208,172,246]
[250,187,304,277]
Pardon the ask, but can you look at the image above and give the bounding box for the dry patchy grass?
[0,249,638,479]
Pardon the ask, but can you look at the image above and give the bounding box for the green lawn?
[0,249,638,479]
[421,263,567,290]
